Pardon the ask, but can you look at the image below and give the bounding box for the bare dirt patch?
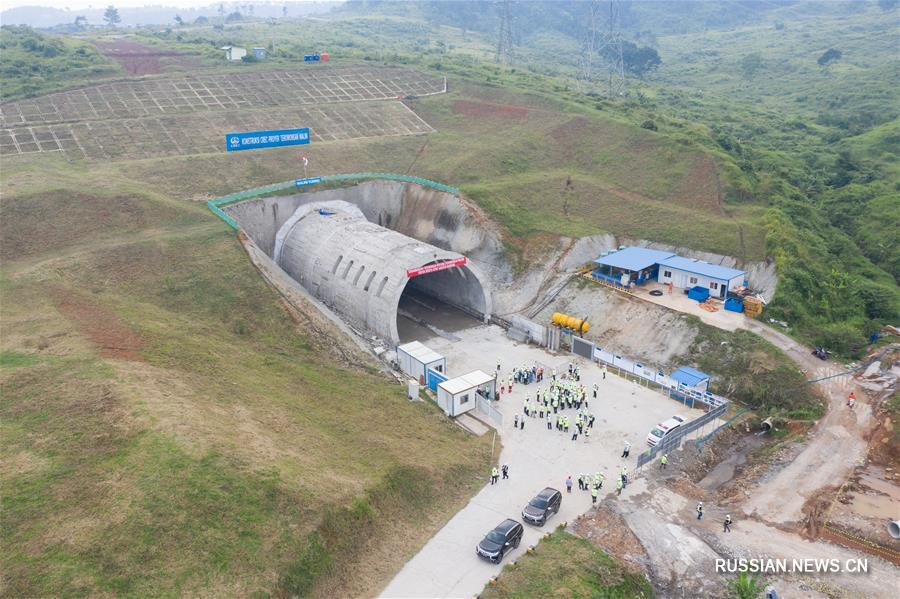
[453,99,529,120]
[572,504,650,576]
[1,451,51,477]
[52,288,144,361]
[95,39,194,75]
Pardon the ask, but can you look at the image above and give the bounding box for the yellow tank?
[552,312,590,333]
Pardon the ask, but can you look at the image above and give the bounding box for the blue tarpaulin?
[670,367,710,389]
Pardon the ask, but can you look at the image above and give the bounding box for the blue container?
[304,54,321,62]
[724,297,744,313]
[687,286,710,302]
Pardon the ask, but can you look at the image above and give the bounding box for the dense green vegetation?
[0,25,120,101]
[687,320,821,419]
[480,529,654,599]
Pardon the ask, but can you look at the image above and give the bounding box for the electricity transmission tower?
[578,1,626,98]
[576,0,603,94]
[495,0,515,65]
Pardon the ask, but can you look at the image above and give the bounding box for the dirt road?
[739,321,870,525]
[613,481,897,598]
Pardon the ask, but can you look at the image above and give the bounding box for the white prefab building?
[657,256,746,299]
[221,46,247,61]
[397,341,446,383]
[436,370,496,417]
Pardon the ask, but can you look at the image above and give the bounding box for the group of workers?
[509,373,600,441]
[572,465,631,502]
[496,360,545,393]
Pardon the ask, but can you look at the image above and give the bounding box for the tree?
[226,11,243,22]
[194,15,209,25]
[602,42,661,77]
[74,15,88,29]
[174,14,183,26]
[103,5,121,27]
[726,572,765,599]
[818,48,842,66]
[622,42,661,77]
[740,53,764,79]
[218,3,225,17]
[282,5,288,17]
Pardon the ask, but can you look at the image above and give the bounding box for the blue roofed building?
[657,256,746,299]
[669,366,710,392]
[592,247,676,289]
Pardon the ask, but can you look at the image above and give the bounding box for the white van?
[647,415,686,446]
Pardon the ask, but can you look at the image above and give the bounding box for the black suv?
[476,519,524,563]
[522,487,562,526]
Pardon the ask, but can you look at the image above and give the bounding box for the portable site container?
[436,370,496,417]
[397,341,446,384]
[669,367,710,393]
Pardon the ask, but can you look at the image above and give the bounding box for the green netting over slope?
[207,173,460,229]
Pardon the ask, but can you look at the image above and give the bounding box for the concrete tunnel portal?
[271,201,492,345]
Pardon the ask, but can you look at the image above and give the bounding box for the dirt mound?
[53,288,144,361]
[453,99,529,119]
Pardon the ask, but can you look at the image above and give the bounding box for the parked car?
[521,487,562,526]
[476,519,523,563]
[647,415,686,446]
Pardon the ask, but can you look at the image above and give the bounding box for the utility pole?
[495,0,514,65]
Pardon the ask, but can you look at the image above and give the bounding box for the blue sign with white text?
[295,177,322,187]
[226,127,310,152]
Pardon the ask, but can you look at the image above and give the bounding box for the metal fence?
[637,403,728,468]
[476,393,503,427]
[570,335,729,411]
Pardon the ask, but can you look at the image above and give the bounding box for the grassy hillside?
[0,26,120,102]
[480,529,654,599]
[0,165,493,597]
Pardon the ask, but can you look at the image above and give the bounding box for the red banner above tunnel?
[406,257,467,278]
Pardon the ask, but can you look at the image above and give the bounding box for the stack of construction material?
[744,296,764,317]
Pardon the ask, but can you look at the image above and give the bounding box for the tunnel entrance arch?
[274,201,492,345]
[395,259,490,343]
